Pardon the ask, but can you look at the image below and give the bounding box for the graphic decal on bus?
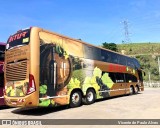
[39,43,71,106]
[5,81,29,97]
[39,43,114,107]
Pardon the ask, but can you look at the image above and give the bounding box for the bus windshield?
[6,28,31,50]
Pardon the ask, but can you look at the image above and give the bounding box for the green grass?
[117,42,160,55]
[117,42,160,81]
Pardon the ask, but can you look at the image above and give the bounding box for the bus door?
[115,73,126,95]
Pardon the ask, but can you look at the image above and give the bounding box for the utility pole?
[149,71,151,87]
[158,57,160,77]
[121,20,131,44]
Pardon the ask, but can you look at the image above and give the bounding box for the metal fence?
[144,81,160,88]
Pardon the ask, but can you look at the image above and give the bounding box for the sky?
[0,0,160,45]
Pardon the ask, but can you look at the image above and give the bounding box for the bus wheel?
[70,91,82,108]
[83,89,95,105]
[130,86,134,95]
[134,86,139,94]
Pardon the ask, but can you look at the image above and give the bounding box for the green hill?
[117,43,160,55]
[117,43,160,81]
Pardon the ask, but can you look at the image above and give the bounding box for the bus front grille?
[6,60,27,81]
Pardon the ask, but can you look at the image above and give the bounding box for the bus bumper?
[4,92,38,107]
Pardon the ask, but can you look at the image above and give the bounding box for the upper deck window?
[84,45,101,60]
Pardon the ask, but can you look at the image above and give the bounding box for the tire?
[83,89,95,105]
[130,86,134,95]
[69,91,82,108]
[134,86,139,94]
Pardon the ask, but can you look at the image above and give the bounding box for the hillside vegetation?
[117,43,160,55]
[117,43,160,81]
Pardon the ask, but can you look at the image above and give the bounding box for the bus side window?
[133,58,140,69]
[118,55,127,65]
[101,50,112,63]
[93,47,101,61]
[108,72,116,83]
[84,45,101,61]
[127,58,135,69]
[111,53,118,64]
[83,45,93,59]
[115,73,125,83]
[125,74,137,83]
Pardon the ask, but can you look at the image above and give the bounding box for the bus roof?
[15,27,133,59]
[32,27,132,59]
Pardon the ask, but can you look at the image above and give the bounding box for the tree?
[102,42,118,52]
[129,48,132,52]
[136,55,160,81]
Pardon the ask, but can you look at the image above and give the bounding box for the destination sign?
[8,31,28,43]
[6,28,31,50]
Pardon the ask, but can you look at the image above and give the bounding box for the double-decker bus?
[4,27,144,108]
[0,42,5,106]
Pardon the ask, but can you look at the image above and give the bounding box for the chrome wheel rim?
[72,93,80,104]
[87,91,94,102]
[135,87,138,93]
[130,87,133,94]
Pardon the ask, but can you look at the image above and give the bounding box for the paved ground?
[0,87,160,128]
